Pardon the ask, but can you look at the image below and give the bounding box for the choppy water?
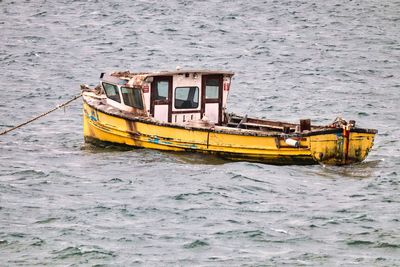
[1,0,399,265]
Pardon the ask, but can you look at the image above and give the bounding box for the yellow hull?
[83,102,375,165]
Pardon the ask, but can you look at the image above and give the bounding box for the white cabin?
[99,70,234,125]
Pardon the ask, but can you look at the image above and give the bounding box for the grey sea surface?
[0,0,399,266]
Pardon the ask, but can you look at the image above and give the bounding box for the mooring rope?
[0,94,82,136]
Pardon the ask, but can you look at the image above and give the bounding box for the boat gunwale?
[83,95,378,137]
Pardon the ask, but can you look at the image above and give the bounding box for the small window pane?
[174,87,199,109]
[121,87,144,109]
[206,79,219,99]
[156,81,169,100]
[103,82,121,103]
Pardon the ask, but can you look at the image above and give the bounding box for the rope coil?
[0,94,82,136]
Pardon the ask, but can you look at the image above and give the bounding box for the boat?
[81,69,377,165]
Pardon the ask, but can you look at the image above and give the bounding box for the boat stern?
[310,129,376,165]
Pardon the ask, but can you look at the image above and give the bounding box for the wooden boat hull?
[83,101,375,165]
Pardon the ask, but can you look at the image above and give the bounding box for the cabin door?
[202,74,223,125]
[150,76,172,122]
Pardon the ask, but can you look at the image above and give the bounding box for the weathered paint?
[309,131,375,165]
[83,101,376,165]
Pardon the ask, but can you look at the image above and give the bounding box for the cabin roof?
[109,69,234,80]
[146,69,235,77]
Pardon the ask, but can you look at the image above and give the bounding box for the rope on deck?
[0,94,82,136]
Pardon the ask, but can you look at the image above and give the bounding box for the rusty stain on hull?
[83,98,376,166]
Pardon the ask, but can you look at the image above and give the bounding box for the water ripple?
[0,0,399,265]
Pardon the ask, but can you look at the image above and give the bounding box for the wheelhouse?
[99,70,234,125]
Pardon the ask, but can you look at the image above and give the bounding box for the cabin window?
[174,87,199,109]
[121,87,144,109]
[103,82,121,103]
[155,81,169,100]
[205,79,219,99]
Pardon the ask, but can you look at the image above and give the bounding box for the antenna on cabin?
[176,66,181,71]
